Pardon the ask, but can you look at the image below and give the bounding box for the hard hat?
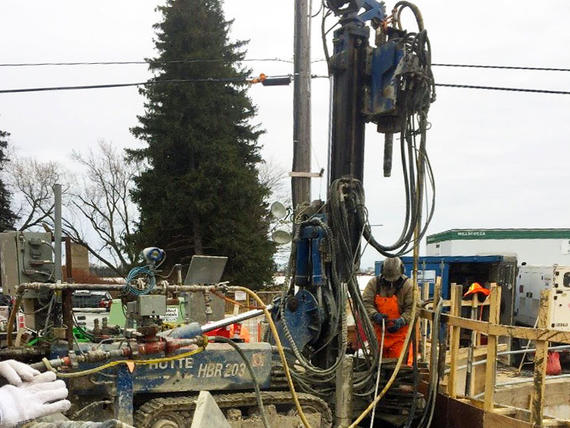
[463,282,490,298]
[382,257,404,282]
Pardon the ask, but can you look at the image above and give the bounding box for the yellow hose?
[228,285,313,428]
[46,344,207,378]
[349,284,419,427]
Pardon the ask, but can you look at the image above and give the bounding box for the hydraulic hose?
[403,323,418,428]
[417,299,444,428]
[212,336,269,428]
[369,319,385,428]
[228,285,313,428]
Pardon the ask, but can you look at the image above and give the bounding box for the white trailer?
[515,265,570,331]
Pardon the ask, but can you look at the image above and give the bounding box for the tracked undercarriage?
[133,391,332,428]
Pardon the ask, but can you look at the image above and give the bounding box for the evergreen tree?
[129,0,275,288]
[0,130,17,231]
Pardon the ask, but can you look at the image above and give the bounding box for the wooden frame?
[418,279,569,427]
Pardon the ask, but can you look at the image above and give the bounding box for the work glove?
[0,359,40,386]
[387,317,406,333]
[0,371,71,427]
[372,312,388,326]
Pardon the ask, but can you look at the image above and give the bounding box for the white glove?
[0,360,40,386]
[0,371,71,427]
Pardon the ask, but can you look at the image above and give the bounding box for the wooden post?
[447,283,463,398]
[421,282,429,362]
[483,283,501,411]
[433,277,442,310]
[431,277,442,375]
[292,0,312,209]
[530,289,551,427]
[465,296,479,396]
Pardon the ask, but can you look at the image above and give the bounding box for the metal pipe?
[161,305,272,340]
[18,282,236,293]
[450,345,570,373]
[19,283,127,292]
[473,373,570,398]
[200,305,272,334]
[53,184,62,282]
[464,299,478,396]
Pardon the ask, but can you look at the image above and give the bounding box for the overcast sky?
[1,1,569,269]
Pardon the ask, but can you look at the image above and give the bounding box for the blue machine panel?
[69,343,273,396]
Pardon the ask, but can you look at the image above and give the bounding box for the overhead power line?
[0,75,296,94]
[0,58,568,72]
[432,63,570,72]
[0,75,569,96]
[0,58,299,67]
[435,83,570,95]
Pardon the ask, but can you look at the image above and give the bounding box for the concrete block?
[190,391,231,428]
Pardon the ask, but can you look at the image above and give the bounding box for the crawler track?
[134,391,332,428]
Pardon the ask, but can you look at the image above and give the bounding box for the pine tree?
[128,0,275,288]
[0,130,17,231]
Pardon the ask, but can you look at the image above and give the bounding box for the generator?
[515,265,570,331]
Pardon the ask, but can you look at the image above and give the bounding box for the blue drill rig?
[0,1,435,426]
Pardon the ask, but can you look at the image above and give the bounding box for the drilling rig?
[0,1,435,427]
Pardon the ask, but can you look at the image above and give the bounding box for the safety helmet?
[382,257,404,282]
[463,282,490,298]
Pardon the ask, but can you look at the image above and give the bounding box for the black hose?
[212,337,270,428]
[417,300,443,428]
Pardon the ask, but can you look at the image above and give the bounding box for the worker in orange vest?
[363,257,413,359]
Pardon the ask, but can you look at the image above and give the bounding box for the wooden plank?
[483,283,501,412]
[530,289,551,427]
[493,407,518,416]
[417,310,570,344]
[542,420,570,427]
[448,284,463,398]
[484,411,532,428]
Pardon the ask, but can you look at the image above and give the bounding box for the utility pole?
[292,0,311,209]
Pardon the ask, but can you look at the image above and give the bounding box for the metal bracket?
[289,168,325,178]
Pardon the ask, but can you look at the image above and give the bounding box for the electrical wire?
[0,75,289,94]
[436,82,570,95]
[0,58,299,67]
[212,336,269,428]
[124,265,156,296]
[3,58,569,73]
[432,63,570,72]
[2,77,569,96]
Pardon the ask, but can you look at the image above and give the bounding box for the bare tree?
[6,155,64,231]
[6,144,139,276]
[258,159,292,269]
[68,140,140,275]
[258,159,290,206]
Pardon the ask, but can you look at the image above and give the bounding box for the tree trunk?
[192,216,203,255]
